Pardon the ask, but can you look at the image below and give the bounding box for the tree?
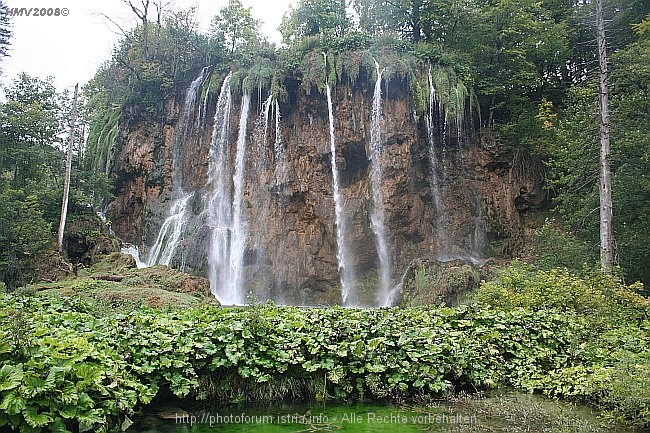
[0,75,68,287]
[211,0,261,55]
[547,10,650,284]
[0,0,10,61]
[470,0,569,126]
[57,84,79,252]
[352,0,429,42]
[607,18,650,283]
[0,73,65,189]
[121,0,152,60]
[293,0,350,39]
[595,0,613,270]
[0,189,52,289]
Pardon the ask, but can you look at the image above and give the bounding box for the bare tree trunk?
[57,83,79,252]
[596,0,614,270]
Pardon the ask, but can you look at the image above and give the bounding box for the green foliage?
[400,261,480,307]
[0,296,156,433]
[470,261,647,321]
[547,23,650,285]
[470,262,650,429]
[546,82,599,232]
[211,0,262,57]
[281,0,351,45]
[0,73,65,188]
[0,0,10,61]
[2,273,649,431]
[83,106,120,174]
[0,189,52,289]
[0,74,66,288]
[531,218,596,271]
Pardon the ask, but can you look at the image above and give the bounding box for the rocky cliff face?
[106,71,546,306]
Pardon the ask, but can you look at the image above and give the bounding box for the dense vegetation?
[1,266,648,432]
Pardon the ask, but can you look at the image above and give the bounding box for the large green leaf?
[22,406,53,428]
[0,390,27,415]
[0,364,24,391]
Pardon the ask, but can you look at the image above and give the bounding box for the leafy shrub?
[2,262,648,431]
[0,295,588,432]
[470,260,647,323]
[531,218,596,271]
[0,189,53,290]
[470,261,650,429]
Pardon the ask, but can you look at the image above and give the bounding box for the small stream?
[131,392,624,433]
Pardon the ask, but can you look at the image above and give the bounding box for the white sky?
[0,0,295,92]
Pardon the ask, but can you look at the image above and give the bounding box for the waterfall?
[147,68,206,267]
[262,94,273,144]
[369,60,393,307]
[324,54,356,305]
[121,244,147,268]
[257,94,274,171]
[426,67,449,259]
[207,74,234,303]
[274,100,285,185]
[426,66,485,263]
[147,191,193,266]
[174,67,206,186]
[228,94,252,304]
[199,78,210,128]
[272,99,288,303]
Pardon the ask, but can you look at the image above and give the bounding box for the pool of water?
[131,392,624,433]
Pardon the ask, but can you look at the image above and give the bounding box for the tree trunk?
[57,83,79,252]
[596,0,614,270]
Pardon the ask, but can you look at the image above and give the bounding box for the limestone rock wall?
[106,72,546,305]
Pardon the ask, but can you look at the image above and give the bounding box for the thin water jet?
[147,191,193,266]
[369,59,393,307]
[324,53,356,306]
[427,67,449,258]
[227,93,252,305]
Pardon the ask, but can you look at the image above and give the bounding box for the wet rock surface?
[106,74,546,304]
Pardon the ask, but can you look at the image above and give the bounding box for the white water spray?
[369,59,393,307]
[324,53,356,305]
[273,100,285,184]
[147,69,205,266]
[227,94,252,304]
[121,244,148,269]
[426,67,449,258]
[147,191,193,266]
[207,74,235,303]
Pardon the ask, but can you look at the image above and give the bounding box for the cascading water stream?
[369,60,393,307]
[273,100,285,185]
[207,74,234,303]
[426,67,449,259]
[324,53,356,306]
[257,94,273,171]
[227,94,252,304]
[147,192,193,266]
[146,68,206,267]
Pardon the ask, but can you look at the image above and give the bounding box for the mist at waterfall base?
[121,66,486,307]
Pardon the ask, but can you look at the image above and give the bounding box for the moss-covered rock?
[63,209,120,267]
[30,253,217,311]
[397,259,482,307]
